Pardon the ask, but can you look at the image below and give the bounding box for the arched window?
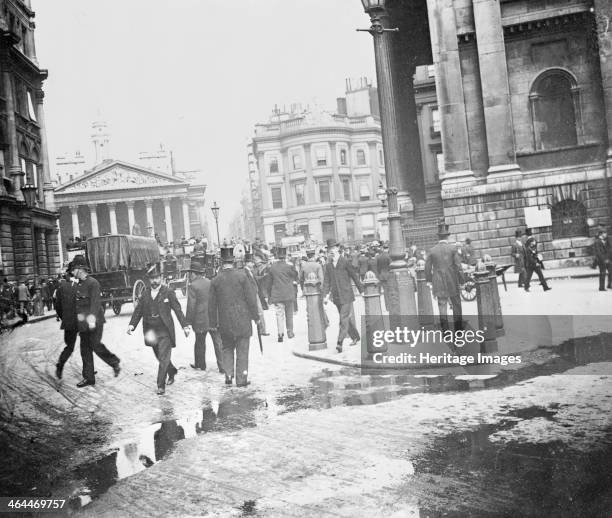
[530,70,579,151]
[551,199,587,239]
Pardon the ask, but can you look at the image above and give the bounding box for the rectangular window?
[341,178,351,201]
[318,179,331,203]
[297,224,309,238]
[427,65,436,78]
[432,108,441,133]
[346,219,355,242]
[356,149,366,166]
[359,182,371,201]
[292,153,302,170]
[271,186,283,209]
[294,183,305,206]
[436,152,444,174]
[273,223,286,244]
[360,214,375,239]
[340,148,347,166]
[269,157,279,174]
[322,221,336,242]
[315,147,327,167]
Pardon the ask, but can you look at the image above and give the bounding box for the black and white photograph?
[1,0,612,516]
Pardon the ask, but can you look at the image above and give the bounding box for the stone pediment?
[55,161,186,193]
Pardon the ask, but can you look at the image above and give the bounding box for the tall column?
[473,0,520,181]
[108,202,118,234]
[69,205,80,238]
[182,200,191,239]
[426,0,474,184]
[126,201,136,235]
[34,88,55,210]
[144,199,154,237]
[89,205,99,237]
[2,59,24,200]
[163,199,173,244]
[197,202,207,239]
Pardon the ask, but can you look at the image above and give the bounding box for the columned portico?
[108,202,118,234]
[70,205,79,238]
[163,199,173,244]
[182,201,191,240]
[144,199,154,237]
[126,201,136,234]
[89,205,99,237]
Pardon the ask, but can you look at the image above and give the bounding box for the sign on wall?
[524,206,552,228]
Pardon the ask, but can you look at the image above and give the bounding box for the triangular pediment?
[55,160,187,193]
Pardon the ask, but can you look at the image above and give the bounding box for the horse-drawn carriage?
[84,234,160,315]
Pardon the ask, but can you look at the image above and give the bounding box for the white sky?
[34,0,376,236]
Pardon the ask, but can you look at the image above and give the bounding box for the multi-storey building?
[250,79,389,246]
[0,0,60,280]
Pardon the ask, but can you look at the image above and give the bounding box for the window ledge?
[517,142,601,157]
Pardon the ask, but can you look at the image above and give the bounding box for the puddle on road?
[56,332,612,511]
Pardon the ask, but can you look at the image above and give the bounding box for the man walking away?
[54,263,79,379]
[593,230,610,291]
[185,257,224,373]
[128,264,189,395]
[209,246,259,387]
[267,247,298,342]
[70,255,121,388]
[511,230,526,288]
[15,278,30,318]
[323,242,363,353]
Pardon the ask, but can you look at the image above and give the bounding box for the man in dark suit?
[267,247,298,342]
[128,264,189,395]
[523,236,551,292]
[209,246,259,387]
[593,230,609,291]
[185,257,223,372]
[510,230,526,288]
[424,223,465,332]
[70,255,121,388]
[54,265,79,379]
[323,242,363,353]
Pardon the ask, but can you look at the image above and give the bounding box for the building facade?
[0,0,60,280]
[361,0,612,267]
[250,80,389,246]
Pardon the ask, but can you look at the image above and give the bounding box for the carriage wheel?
[133,279,146,309]
[112,301,122,315]
[461,280,477,302]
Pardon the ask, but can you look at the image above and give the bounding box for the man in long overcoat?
[267,247,298,342]
[54,265,79,379]
[424,223,465,331]
[185,257,224,372]
[209,247,259,387]
[322,242,363,352]
[128,264,189,395]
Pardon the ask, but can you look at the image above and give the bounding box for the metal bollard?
[303,272,327,351]
[485,261,504,337]
[415,259,434,327]
[363,271,387,354]
[475,264,498,352]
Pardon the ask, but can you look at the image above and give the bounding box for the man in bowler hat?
[54,262,79,379]
[267,246,298,342]
[128,263,190,395]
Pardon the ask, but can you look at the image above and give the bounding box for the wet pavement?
[0,283,611,516]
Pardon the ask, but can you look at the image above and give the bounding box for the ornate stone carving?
[62,168,175,192]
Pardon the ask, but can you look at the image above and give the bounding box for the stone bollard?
[485,261,504,337]
[303,272,327,351]
[363,270,387,354]
[387,265,419,331]
[475,264,498,353]
[415,259,434,327]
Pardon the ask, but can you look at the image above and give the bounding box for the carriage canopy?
[85,235,160,273]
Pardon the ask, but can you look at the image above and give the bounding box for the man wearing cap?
[128,263,190,395]
[70,255,121,387]
[209,246,259,387]
[54,263,79,379]
[185,256,224,372]
[267,246,298,342]
[425,222,465,332]
[323,242,363,353]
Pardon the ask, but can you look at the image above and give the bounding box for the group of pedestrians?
[510,229,551,292]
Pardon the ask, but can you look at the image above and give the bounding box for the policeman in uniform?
[128,263,190,395]
[208,246,259,387]
[70,255,121,388]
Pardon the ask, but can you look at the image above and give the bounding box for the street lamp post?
[211,201,221,248]
[358,0,418,323]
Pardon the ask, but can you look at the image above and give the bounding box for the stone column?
[426,0,474,184]
[89,205,99,237]
[2,60,24,200]
[182,200,191,239]
[145,199,154,237]
[108,202,118,234]
[473,0,520,181]
[46,228,61,274]
[35,229,48,276]
[34,88,55,210]
[197,202,207,239]
[163,199,173,243]
[126,201,136,235]
[70,205,80,238]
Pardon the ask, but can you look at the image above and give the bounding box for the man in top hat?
[128,263,190,395]
[523,235,551,292]
[70,255,121,387]
[322,241,363,353]
[54,262,79,379]
[267,246,298,342]
[300,248,328,328]
[208,246,259,387]
[185,256,224,372]
[424,222,465,332]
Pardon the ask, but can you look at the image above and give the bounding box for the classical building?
[0,0,60,280]
[250,79,389,245]
[360,0,612,267]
